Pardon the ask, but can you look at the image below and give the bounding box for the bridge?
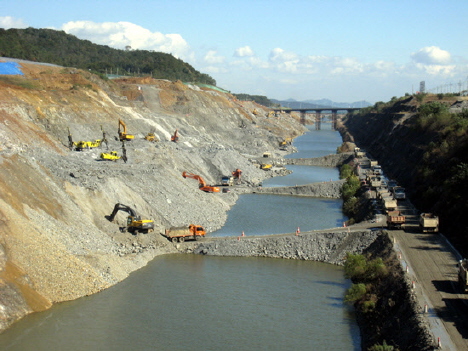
[272,107,362,130]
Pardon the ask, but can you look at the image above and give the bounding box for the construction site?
[0,59,308,330]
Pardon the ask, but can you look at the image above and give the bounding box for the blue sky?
[2,0,468,103]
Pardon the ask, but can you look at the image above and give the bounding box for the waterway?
[0,123,360,350]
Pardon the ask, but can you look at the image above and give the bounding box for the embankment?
[193,229,379,264]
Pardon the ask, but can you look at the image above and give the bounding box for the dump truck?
[164,224,206,242]
[221,176,234,186]
[458,259,468,293]
[392,186,406,200]
[386,210,405,229]
[419,213,439,233]
[367,175,382,188]
[381,196,397,212]
[354,147,365,158]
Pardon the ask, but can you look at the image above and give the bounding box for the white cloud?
[411,46,451,65]
[204,50,225,64]
[0,16,27,29]
[61,21,193,61]
[234,46,254,57]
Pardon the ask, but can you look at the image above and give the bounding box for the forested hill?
[0,27,215,85]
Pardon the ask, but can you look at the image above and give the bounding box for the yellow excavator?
[100,151,120,161]
[118,119,134,141]
[182,171,220,193]
[106,203,154,234]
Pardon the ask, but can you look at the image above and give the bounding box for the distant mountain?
[271,98,372,109]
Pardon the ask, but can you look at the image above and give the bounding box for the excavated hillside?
[0,61,306,331]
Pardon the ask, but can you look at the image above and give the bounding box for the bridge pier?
[332,111,337,130]
[315,112,321,130]
[300,111,306,125]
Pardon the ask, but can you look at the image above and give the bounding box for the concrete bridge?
[273,107,362,129]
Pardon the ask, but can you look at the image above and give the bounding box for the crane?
[106,203,154,234]
[182,171,220,193]
[118,119,134,141]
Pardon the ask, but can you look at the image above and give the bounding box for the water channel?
[0,124,361,350]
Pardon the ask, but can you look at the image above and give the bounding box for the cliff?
[0,60,306,330]
[341,94,468,254]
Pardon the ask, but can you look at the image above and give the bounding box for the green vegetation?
[0,75,41,89]
[344,253,388,313]
[0,27,215,85]
[233,93,276,107]
[340,164,361,223]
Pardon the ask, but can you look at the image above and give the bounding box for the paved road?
[387,200,468,350]
[358,155,468,350]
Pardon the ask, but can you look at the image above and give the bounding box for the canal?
[0,124,361,350]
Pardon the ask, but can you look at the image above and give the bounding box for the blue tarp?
[0,62,24,75]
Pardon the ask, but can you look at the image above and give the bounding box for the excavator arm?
[182,172,220,193]
[118,119,134,141]
[107,203,138,221]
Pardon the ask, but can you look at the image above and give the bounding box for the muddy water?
[0,123,361,350]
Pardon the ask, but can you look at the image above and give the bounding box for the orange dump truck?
[164,224,206,243]
[386,210,405,230]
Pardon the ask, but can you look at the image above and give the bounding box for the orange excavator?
[182,171,220,193]
[171,129,179,142]
[232,169,242,180]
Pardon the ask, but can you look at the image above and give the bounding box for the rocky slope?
[0,60,306,330]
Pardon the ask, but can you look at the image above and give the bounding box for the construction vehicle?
[221,176,234,186]
[267,111,275,118]
[232,169,242,181]
[182,172,220,193]
[100,151,120,161]
[106,203,154,234]
[263,152,271,158]
[392,186,406,200]
[67,128,102,151]
[118,119,134,141]
[171,129,179,142]
[386,210,405,230]
[260,163,272,171]
[381,196,397,212]
[367,174,382,188]
[164,224,206,243]
[144,132,158,142]
[252,109,259,115]
[354,147,365,158]
[458,259,468,292]
[279,137,292,148]
[419,213,439,233]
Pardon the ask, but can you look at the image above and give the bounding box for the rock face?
[0,61,307,330]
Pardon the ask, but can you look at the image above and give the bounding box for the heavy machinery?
[100,151,120,161]
[171,129,179,142]
[144,132,158,142]
[419,213,439,233]
[232,169,242,181]
[260,163,272,171]
[354,147,365,158]
[458,259,468,292]
[279,137,292,148]
[182,172,220,193]
[221,175,234,186]
[118,119,134,141]
[67,128,102,151]
[392,186,406,200]
[164,224,206,243]
[106,203,154,234]
[386,210,405,230]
